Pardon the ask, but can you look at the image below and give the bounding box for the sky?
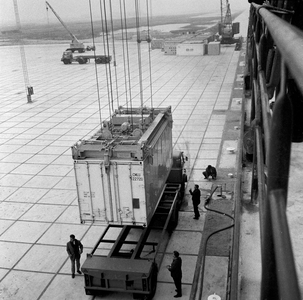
[0,0,249,28]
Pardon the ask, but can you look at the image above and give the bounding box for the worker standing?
[66,234,83,278]
[189,184,201,220]
[167,251,182,298]
[180,169,188,199]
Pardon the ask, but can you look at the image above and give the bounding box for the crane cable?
[122,0,134,129]
[118,0,129,110]
[135,0,144,125]
[108,0,120,108]
[102,0,115,115]
[146,0,153,108]
[88,0,103,129]
[99,0,113,127]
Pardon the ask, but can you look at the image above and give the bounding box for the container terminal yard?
[1,1,303,300]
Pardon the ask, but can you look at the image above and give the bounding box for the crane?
[219,0,240,44]
[45,1,94,53]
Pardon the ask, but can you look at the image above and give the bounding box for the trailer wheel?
[85,289,92,295]
[132,264,157,299]
[168,209,179,234]
[95,57,102,64]
[148,264,158,299]
[85,289,103,296]
[78,58,87,64]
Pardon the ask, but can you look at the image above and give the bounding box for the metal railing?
[243,1,303,299]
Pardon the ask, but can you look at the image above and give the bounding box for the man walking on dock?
[66,234,83,278]
[189,184,201,219]
[167,251,182,298]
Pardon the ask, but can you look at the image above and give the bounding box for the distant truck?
[61,50,111,64]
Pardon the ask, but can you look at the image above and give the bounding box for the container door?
[74,162,109,223]
[128,164,147,225]
[109,163,147,225]
[88,163,112,222]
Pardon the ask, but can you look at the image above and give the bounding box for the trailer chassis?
[81,183,181,299]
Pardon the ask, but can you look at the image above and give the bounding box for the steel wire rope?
[102,0,115,114]
[135,0,144,125]
[146,0,153,108]
[99,0,113,126]
[118,0,129,110]
[108,0,120,108]
[89,0,103,128]
[123,0,134,128]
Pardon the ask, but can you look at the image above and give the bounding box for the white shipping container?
[176,42,205,56]
[74,161,149,225]
[72,107,173,226]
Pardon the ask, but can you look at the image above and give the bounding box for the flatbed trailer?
[61,50,111,64]
[81,182,182,299]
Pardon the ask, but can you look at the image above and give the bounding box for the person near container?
[203,165,217,180]
[167,250,182,298]
[66,234,83,278]
[180,169,188,199]
[189,184,201,220]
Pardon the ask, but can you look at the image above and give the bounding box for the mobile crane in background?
[45,1,95,53]
[218,0,240,44]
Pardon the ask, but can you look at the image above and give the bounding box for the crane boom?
[45,1,85,51]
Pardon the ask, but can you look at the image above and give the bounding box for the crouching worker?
[203,165,217,180]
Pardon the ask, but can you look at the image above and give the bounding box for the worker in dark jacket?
[167,251,182,298]
[189,184,201,219]
[66,234,83,278]
[203,165,217,180]
[180,169,188,199]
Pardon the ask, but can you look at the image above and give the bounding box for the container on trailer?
[71,106,173,226]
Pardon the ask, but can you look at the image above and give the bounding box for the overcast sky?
[0,0,249,28]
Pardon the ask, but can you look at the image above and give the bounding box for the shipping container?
[176,42,205,56]
[208,41,221,55]
[72,106,173,226]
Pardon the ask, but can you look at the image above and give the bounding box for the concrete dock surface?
[0,39,243,300]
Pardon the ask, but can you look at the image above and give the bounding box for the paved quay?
[0,40,242,300]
